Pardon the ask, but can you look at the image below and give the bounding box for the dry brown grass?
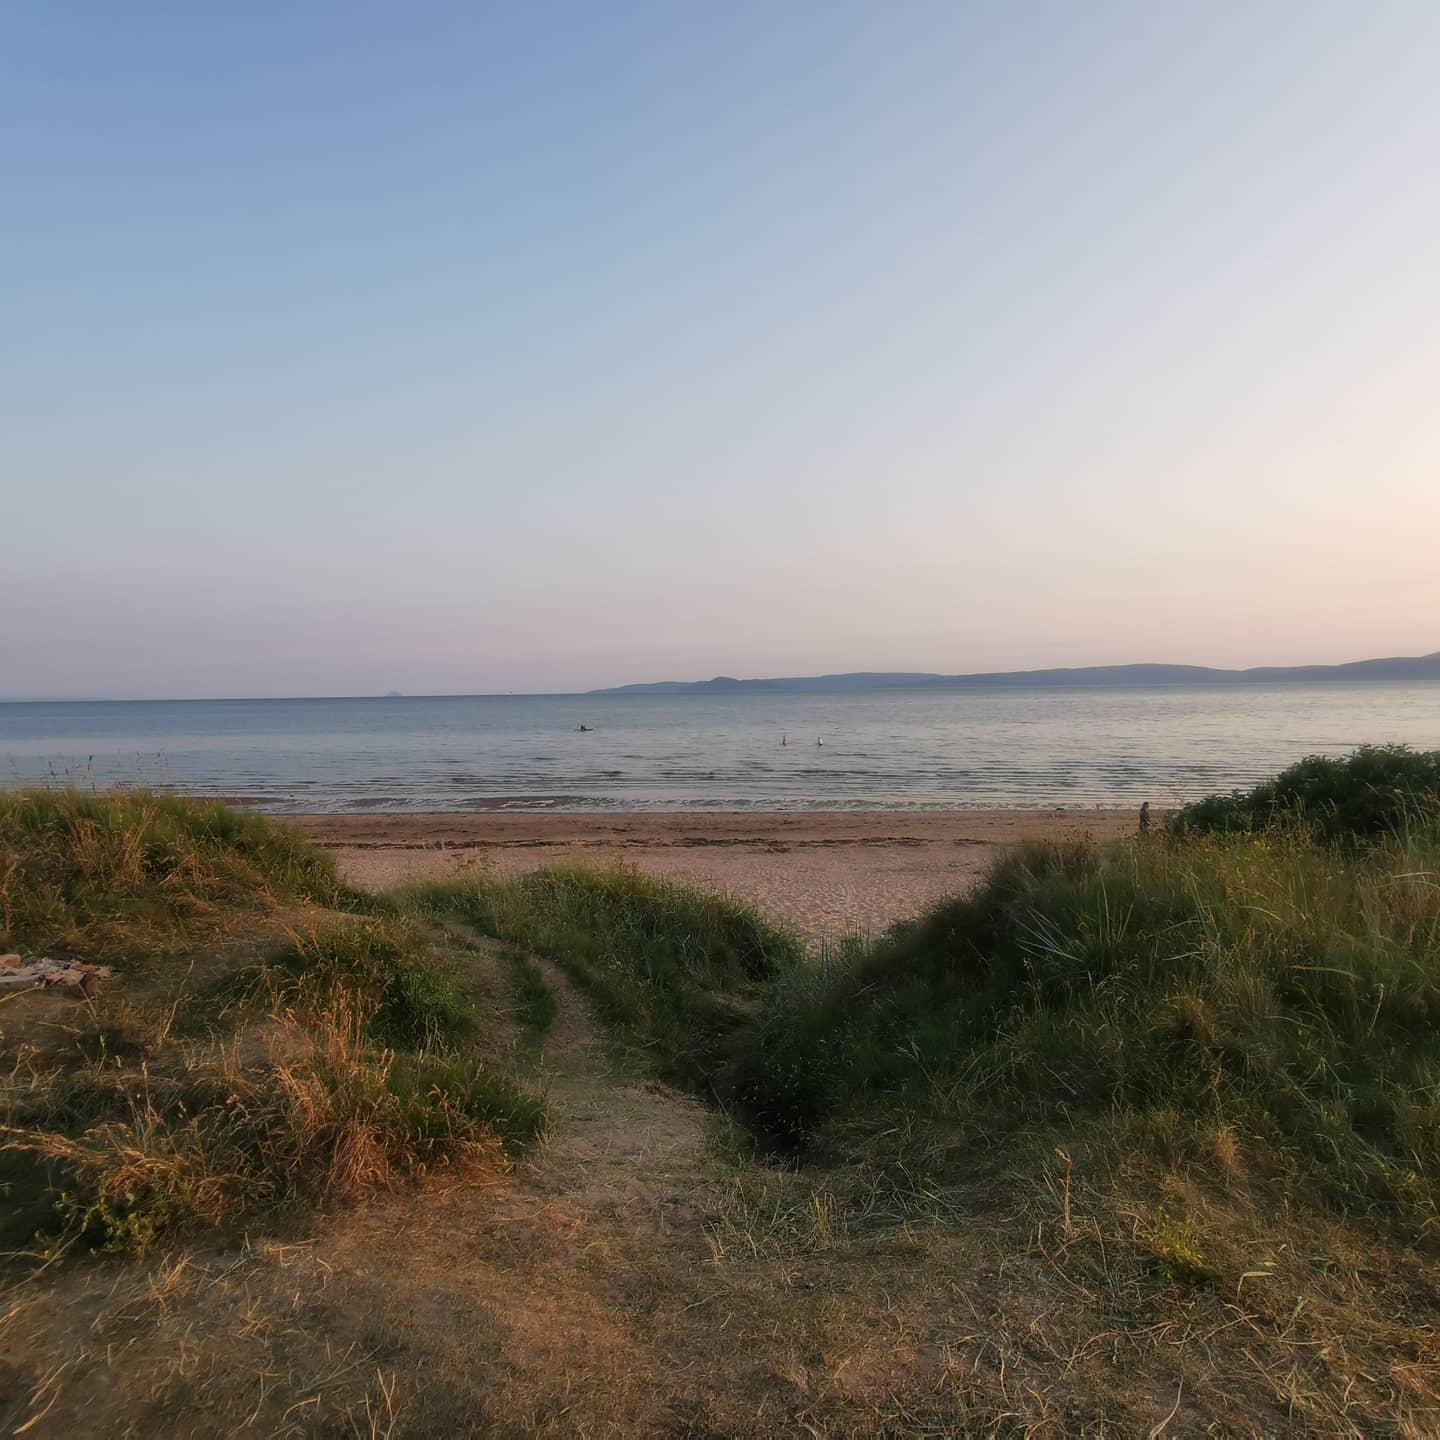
[0,787,346,963]
[2,913,541,1263]
[3,791,1439,1435]
[1,987,531,1253]
[8,950,1435,1437]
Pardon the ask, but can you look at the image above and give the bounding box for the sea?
[2,685,1437,814]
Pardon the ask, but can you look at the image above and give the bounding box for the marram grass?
[737,821,1440,1237]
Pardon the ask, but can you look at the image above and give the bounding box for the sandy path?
[295,809,1138,945]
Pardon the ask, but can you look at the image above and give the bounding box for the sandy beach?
[295,809,1139,945]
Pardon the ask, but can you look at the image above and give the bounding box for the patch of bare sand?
[298,810,1138,945]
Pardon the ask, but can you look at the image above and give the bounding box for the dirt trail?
[1,931,1368,1436]
[447,925,715,1252]
[1,938,785,1437]
[298,942,735,1435]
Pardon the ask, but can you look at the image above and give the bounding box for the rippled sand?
[294,809,1141,946]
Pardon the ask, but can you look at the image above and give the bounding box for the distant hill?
[592,651,1440,695]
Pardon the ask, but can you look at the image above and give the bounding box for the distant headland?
[591,650,1440,695]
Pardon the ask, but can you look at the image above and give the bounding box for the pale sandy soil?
[294,809,1140,945]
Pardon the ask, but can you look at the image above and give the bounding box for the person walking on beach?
[1139,801,1152,832]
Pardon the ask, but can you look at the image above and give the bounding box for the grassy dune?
[717,749,1440,1428]
[3,754,1439,1433]
[402,861,803,1086]
[0,793,542,1254]
[0,788,347,959]
[738,826,1440,1225]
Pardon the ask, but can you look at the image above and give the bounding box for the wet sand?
[295,810,1138,946]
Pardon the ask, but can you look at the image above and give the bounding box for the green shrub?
[1170,745,1440,842]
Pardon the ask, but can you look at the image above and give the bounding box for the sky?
[3,2,1438,699]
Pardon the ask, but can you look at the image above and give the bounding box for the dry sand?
[295,809,1139,946]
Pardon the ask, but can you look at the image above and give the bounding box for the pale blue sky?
[4,2,1438,698]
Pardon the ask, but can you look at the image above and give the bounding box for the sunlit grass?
[0,787,349,958]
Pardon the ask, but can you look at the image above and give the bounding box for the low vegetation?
[226,917,478,1051]
[404,861,802,1086]
[0,791,542,1255]
[0,787,346,959]
[501,946,559,1036]
[738,823,1440,1229]
[1169,742,1440,841]
[3,1002,539,1253]
[720,773,1440,1430]
[4,764,1440,1432]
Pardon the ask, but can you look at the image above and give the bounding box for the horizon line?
[3,645,1436,705]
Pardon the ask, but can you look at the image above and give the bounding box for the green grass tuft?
[404,862,803,1088]
[0,787,348,956]
[241,918,477,1051]
[500,948,558,1036]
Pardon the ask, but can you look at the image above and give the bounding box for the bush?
[736,826,1440,1236]
[1170,745,1440,843]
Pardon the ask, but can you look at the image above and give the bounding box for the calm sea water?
[2,686,1437,813]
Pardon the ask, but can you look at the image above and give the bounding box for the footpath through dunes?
[0,919,1266,1438]
[298,808,1139,946]
[0,921,1064,1436]
[7,773,1440,1435]
[0,912,717,1436]
[11,919,1432,1437]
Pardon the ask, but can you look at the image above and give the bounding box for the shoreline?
[295,807,1139,945]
